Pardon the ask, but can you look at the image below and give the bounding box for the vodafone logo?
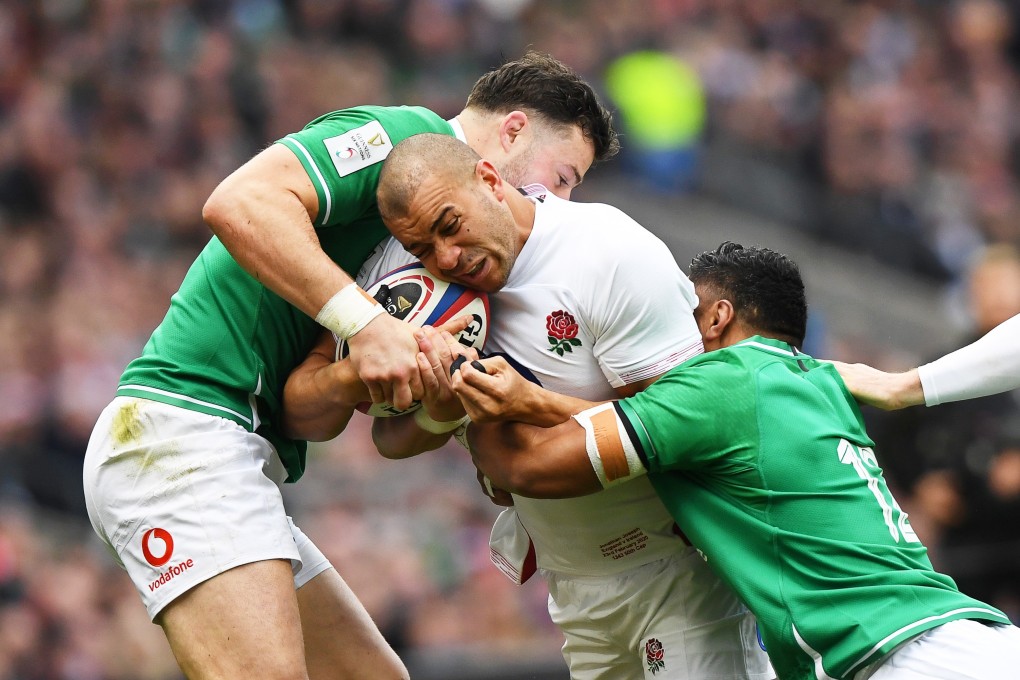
[141,527,174,567]
[142,527,196,592]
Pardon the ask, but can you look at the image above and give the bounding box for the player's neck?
[504,185,536,253]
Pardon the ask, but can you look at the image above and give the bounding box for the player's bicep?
[469,421,602,499]
[614,375,659,399]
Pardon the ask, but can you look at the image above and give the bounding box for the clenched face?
[385,164,522,293]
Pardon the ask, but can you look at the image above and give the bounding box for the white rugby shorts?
[544,546,775,680]
[83,397,330,620]
[856,618,1020,680]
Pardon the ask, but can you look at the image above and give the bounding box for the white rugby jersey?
[361,187,703,579]
[484,188,703,579]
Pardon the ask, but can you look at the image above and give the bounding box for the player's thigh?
[297,567,408,680]
[159,559,307,680]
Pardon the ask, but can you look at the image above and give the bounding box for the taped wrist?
[572,402,647,488]
[316,284,385,341]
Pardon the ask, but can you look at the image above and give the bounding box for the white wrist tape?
[315,284,385,341]
[572,402,646,489]
[413,408,470,435]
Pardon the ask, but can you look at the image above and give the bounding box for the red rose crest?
[645,638,665,674]
[546,310,582,356]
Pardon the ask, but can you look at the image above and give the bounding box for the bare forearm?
[282,357,368,441]
[372,415,451,459]
[469,421,601,498]
[504,383,600,427]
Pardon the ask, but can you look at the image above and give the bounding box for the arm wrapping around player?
[919,313,1020,406]
[204,143,426,411]
[834,313,1020,409]
[452,360,652,498]
[453,355,599,427]
[203,144,357,320]
[281,330,368,441]
[466,417,604,499]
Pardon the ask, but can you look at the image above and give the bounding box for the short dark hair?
[689,242,808,346]
[466,51,619,164]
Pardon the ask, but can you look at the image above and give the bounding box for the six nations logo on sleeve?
[324,120,393,177]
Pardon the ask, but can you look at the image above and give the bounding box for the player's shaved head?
[378,133,482,221]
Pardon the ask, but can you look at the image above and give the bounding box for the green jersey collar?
[734,335,811,360]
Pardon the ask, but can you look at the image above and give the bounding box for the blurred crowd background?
[2,0,1020,678]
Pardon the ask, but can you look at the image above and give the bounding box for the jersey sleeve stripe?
[592,408,629,481]
[279,136,333,225]
[617,339,704,384]
[614,401,649,469]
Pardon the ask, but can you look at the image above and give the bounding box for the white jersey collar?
[447,117,468,143]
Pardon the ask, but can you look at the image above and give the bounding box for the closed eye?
[440,217,460,235]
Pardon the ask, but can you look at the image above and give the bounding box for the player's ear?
[498,111,529,152]
[699,299,735,346]
[476,159,505,198]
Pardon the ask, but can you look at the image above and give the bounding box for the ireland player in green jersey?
[458,242,1020,680]
[84,52,617,680]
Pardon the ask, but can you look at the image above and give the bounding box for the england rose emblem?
[546,310,581,356]
[645,638,665,674]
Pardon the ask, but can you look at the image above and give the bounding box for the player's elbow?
[281,416,348,443]
[201,183,235,236]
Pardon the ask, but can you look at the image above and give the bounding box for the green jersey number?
[837,439,920,544]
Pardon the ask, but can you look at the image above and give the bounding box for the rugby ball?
[336,262,490,417]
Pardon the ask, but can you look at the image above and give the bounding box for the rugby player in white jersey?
[284,134,775,680]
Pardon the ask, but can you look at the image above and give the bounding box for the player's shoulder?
[294,105,451,139]
[542,195,665,254]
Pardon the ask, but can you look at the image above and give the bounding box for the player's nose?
[435,242,461,273]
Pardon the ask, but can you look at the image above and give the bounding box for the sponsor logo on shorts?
[141,527,174,567]
[147,558,196,593]
[142,527,196,592]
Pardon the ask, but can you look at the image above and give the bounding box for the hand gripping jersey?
[116,106,454,482]
[614,337,1010,680]
[486,188,703,579]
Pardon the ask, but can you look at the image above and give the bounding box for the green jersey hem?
[117,384,255,430]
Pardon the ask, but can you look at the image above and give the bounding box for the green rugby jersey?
[616,336,1009,680]
[118,106,453,481]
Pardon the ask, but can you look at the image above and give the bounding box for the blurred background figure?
[605,48,706,193]
[3,1,1020,678]
[868,243,1020,622]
